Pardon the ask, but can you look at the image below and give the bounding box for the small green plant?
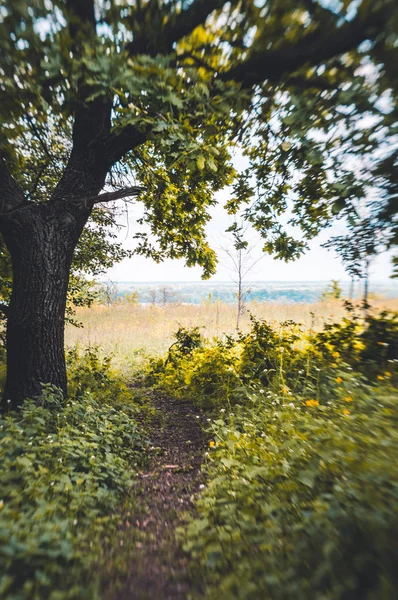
[238,315,301,386]
[184,345,242,408]
[0,382,148,599]
[146,328,242,408]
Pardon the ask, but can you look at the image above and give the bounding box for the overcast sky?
[102,189,395,283]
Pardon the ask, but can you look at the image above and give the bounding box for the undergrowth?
[0,348,149,600]
[146,308,398,408]
[1,308,397,599]
[185,382,398,599]
[149,309,398,599]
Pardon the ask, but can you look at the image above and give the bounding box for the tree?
[0,0,396,407]
[123,291,140,305]
[220,221,264,329]
[159,286,177,306]
[147,287,157,306]
[321,280,342,301]
[324,219,381,312]
[95,280,119,306]
[0,208,132,317]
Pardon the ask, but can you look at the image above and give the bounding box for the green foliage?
[238,316,301,387]
[237,311,398,398]
[158,310,398,598]
[168,326,203,360]
[185,382,398,599]
[183,345,242,409]
[148,311,398,410]
[359,311,398,370]
[1,0,397,277]
[321,280,342,300]
[66,346,132,405]
[0,384,148,600]
[314,309,398,380]
[65,275,98,327]
[146,329,242,408]
[122,291,140,305]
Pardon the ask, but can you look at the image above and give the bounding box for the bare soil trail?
[114,392,207,600]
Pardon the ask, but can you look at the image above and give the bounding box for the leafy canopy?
[0,0,397,276]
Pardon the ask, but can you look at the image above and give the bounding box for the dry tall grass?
[65,298,398,362]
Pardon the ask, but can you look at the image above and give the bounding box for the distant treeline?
[101,280,398,306]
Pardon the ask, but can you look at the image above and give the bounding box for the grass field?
[65,297,398,362]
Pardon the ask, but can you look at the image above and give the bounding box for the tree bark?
[0,201,90,409]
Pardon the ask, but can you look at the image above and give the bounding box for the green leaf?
[153,121,169,132]
[220,458,237,468]
[168,93,183,108]
[196,155,206,170]
[17,456,32,469]
[332,199,346,215]
[207,157,218,172]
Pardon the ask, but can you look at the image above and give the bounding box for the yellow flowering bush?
[178,311,398,599]
[185,384,398,599]
[149,311,397,411]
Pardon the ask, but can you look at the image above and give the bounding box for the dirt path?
[115,392,207,600]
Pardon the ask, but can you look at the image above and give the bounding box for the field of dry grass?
[65,297,398,364]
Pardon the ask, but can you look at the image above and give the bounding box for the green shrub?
[237,316,312,395]
[66,345,132,404]
[0,386,148,600]
[146,336,242,409]
[144,313,398,598]
[167,326,203,361]
[238,317,297,384]
[144,327,204,392]
[313,309,398,379]
[358,311,398,376]
[183,345,242,409]
[147,312,397,411]
[185,381,398,599]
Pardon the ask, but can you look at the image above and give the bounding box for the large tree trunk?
[1,202,89,409]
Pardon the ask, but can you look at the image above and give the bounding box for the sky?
[102,189,396,284]
[104,241,395,283]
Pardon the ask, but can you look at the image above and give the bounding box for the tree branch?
[162,0,227,51]
[127,0,230,55]
[28,158,51,201]
[51,1,113,202]
[76,186,146,208]
[64,0,110,144]
[0,303,9,316]
[25,113,56,163]
[63,0,112,153]
[0,155,28,215]
[106,125,147,166]
[222,8,389,87]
